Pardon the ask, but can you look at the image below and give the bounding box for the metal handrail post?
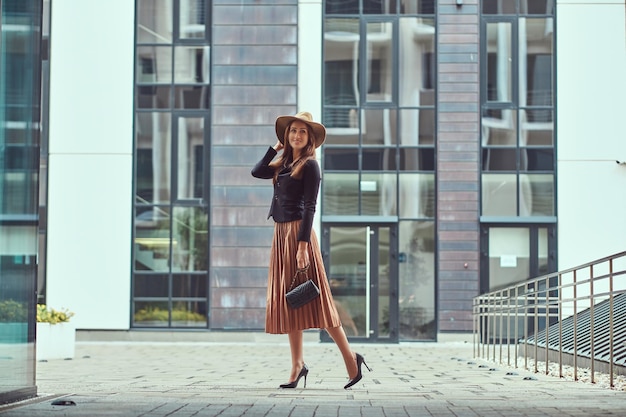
[534,283,539,374]
[609,259,614,388]
[543,277,552,375]
[515,285,519,369]
[558,272,563,379]
[589,264,595,383]
[573,269,578,381]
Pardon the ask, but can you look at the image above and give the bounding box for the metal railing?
[473,251,626,387]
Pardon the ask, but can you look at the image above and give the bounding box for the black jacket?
[251,147,320,242]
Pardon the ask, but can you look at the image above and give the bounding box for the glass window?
[134,206,171,272]
[326,0,359,14]
[399,18,435,107]
[398,220,435,339]
[178,0,207,40]
[176,117,204,200]
[133,301,170,327]
[482,173,518,216]
[322,173,359,215]
[135,112,172,204]
[399,148,434,171]
[486,22,513,103]
[362,148,397,170]
[137,46,173,84]
[324,148,359,170]
[361,173,397,216]
[137,0,173,44]
[172,206,208,271]
[365,22,393,103]
[399,173,434,218]
[174,46,210,84]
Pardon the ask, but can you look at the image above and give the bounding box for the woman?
[251,111,371,389]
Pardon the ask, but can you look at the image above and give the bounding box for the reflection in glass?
[328,227,367,337]
[486,22,512,102]
[399,173,434,218]
[171,300,207,327]
[324,148,359,170]
[366,22,393,103]
[483,0,516,14]
[322,173,359,215]
[362,148,397,171]
[174,46,210,84]
[133,301,169,327]
[482,173,519,216]
[134,206,171,272]
[482,108,517,150]
[377,227,390,338]
[362,109,397,145]
[135,112,172,203]
[482,148,517,171]
[134,274,168,297]
[399,18,435,107]
[177,117,204,200]
[361,173,397,216]
[398,220,435,339]
[172,207,208,271]
[174,86,210,109]
[179,0,207,39]
[136,86,171,109]
[136,46,172,84]
[523,173,554,216]
[173,274,207,297]
[324,17,359,138]
[137,0,173,44]
[399,148,435,171]
[326,0,359,14]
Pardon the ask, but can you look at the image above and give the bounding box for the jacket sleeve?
[251,147,278,179]
[297,160,321,242]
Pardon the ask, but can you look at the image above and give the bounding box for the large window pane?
[486,22,513,102]
[361,173,397,216]
[137,46,172,84]
[174,46,210,84]
[135,112,172,204]
[178,0,207,40]
[365,22,393,103]
[398,220,435,339]
[399,18,434,107]
[326,0,359,14]
[362,148,397,170]
[324,148,359,170]
[324,17,360,139]
[133,301,169,327]
[399,108,434,146]
[363,108,396,145]
[482,173,518,216]
[399,148,434,171]
[172,206,208,271]
[323,173,359,215]
[137,0,173,44]
[524,173,554,216]
[399,173,434,218]
[134,206,171,272]
[171,300,207,327]
[176,117,204,200]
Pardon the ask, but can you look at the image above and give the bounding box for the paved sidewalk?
[1,334,625,416]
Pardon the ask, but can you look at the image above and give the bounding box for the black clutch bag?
[286,265,320,309]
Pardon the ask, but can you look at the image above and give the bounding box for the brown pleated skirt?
[265,220,342,334]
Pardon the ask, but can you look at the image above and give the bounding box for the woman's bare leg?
[287,330,305,381]
[326,326,358,378]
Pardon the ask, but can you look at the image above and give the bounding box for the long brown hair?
[269,122,317,182]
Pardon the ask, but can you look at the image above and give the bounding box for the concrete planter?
[36,322,75,360]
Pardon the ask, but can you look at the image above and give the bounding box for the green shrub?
[0,300,28,322]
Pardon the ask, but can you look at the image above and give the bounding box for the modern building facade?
[2,0,625,403]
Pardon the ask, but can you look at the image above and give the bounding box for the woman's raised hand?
[273,140,284,152]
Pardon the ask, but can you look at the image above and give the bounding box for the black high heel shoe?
[344,353,372,389]
[279,364,309,389]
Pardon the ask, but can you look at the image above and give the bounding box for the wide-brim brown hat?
[275,111,326,148]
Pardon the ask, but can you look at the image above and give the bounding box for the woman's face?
[287,120,310,153]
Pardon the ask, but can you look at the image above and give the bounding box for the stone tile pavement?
[1,332,625,416]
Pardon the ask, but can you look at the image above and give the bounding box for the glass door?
[321,223,398,342]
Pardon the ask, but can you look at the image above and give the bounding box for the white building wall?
[46,0,135,329]
[556,0,626,272]
[299,0,324,235]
